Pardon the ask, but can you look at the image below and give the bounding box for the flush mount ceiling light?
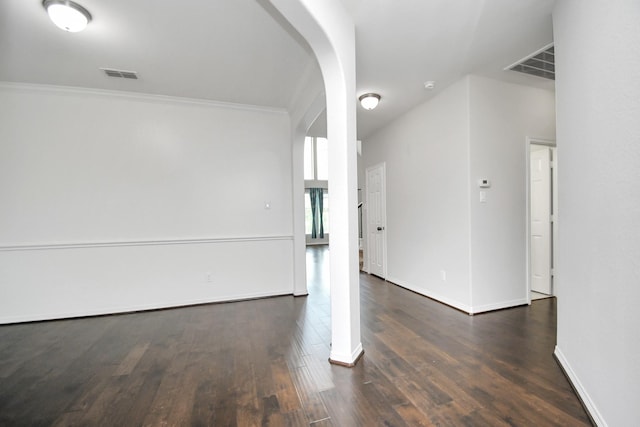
[359,93,381,110]
[43,0,92,32]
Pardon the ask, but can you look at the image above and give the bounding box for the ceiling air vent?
[100,68,139,79]
[506,44,554,80]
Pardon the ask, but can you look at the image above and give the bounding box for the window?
[304,137,315,180]
[304,189,330,236]
[304,136,329,242]
[304,136,328,180]
[316,137,328,180]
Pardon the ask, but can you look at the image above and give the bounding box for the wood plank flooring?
[0,246,591,426]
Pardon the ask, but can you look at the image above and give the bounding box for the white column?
[269,0,362,365]
[325,69,362,364]
[291,129,308,296]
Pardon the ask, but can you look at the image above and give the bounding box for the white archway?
[269,0,362,366]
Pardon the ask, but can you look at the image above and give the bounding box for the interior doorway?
[365,162,387,279]
[527,138,557,301]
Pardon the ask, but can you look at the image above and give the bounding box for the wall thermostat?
[478,179,491,188]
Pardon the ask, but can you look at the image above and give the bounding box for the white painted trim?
[362,203,370,273]
[386,275,472,314]
[0,236,293,252]
[525,137,556,304]
[0,81,288,115]
[470,298,528,314]
[555,346,607,427]
[330,342,364,365]
[0,290,292,325]
[465,76,473,310]
[551,146,558,295]
[387,275,529,315]
[351,342,364,361]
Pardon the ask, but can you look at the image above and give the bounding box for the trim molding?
[329,343,364,367]
[470,298,529,315]
[525,136,557,305]
[0,235,293,252]
[386,276,528,315]
[0,290,293,325]
[554,346,606,427]
[386,275,472,314]
[0,81,288,115]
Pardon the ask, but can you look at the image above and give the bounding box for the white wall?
[362,77,473,310]
[361,75,555,313]
[553,1,640,425]
[0,83,295,323]
[468,75,556,311]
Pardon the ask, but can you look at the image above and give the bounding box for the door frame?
[364,162,387,278]
[525,137,557,304]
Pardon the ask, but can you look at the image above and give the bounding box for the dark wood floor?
[0,246,591,426]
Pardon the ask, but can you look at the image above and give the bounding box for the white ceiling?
[0,0,314,108]
[0,0,556,139]
[347,0,556,138]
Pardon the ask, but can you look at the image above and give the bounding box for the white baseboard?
[554,345,606,427]
[385,276,528,315]
[0,290,292,325]
[470,298,528,314]
[330,342,364,366]
[351,342,364,361]
[386,276,472,313]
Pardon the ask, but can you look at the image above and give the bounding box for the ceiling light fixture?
[43,0,92,32]
[359,93,381,110]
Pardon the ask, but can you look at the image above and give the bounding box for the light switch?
[479,191,487,203]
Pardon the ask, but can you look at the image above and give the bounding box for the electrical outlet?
[206,272,212,282]
[440,270,446,281]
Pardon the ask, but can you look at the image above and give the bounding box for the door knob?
[377,226,384,231]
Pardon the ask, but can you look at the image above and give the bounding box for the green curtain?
[309,188,324,239]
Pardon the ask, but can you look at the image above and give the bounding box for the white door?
[530,146,552,294]
[366,163,386,278]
